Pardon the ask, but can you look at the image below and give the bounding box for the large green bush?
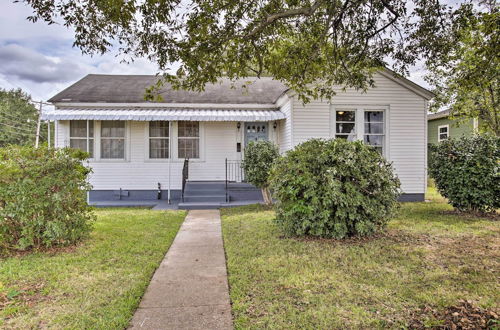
[428,135,499,213]
[242,140,280,205]
[0,145,95,252]
[270,139,401,238]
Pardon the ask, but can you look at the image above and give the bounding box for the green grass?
[221,189,499,329]
[0,208,185,329]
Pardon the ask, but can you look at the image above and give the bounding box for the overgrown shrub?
[242,140,280,205]
[428,135,499,213]
[0,145,95,252]
[270,139,401,238]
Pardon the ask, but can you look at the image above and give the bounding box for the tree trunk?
[261,187,273,205]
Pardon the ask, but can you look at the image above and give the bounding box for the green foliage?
[424,5,499,135]
[428,135,500,213]
[242,141,280,188]
[270,139,400,238]
[0,88,50,147]
[0,145,95,252]
[22,0,454,103]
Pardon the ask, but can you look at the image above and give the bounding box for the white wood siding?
[56,121,240,190]
[290,73,427,194]
[277,96,292,153]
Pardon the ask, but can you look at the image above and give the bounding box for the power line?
[0,112,37,126]
[0,121,36,133]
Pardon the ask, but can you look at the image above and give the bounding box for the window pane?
[178,121,199,137]
[336,134,357,141]
[336,110,355,122]
[439,133,448,140]
[364,123,384,134]
[149,139,169,159]
[70,121,87,137]
[101,121,125,137]
[149,121,169,137]
[70,138,94,157]
[439,127,448,133]
[178,138,199,159]
[70,139,87,151]
[364,135,384,147]
[336,123,356,134]
[364,111,384,122]
[101,139,125,159]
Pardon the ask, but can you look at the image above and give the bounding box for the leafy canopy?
[242,140,280,188]
[20,0,456,102]
[425,3,499,135]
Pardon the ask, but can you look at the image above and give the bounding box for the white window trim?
[438,124,449,142]
[331,105,390,158]
[89,121,130,162]
[146,121,171,161]
[69,120,95,160]
[143,121,205,163]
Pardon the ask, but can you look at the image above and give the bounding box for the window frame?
[99,121,128,161]
[438,124,449,142]
[177,121,201,160]
[148,121,170,160]
[331,105,389,157]
[69,120,94,159]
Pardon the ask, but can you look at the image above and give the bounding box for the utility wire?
[0,114,37,129]
[0,121,36,133]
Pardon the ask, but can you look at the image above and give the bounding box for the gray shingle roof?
[428,109,450,120]
[48,75,288,104]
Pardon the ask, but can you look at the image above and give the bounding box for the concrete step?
[178,202,226,210]
[183,195,227,203]
[184,188,226,195]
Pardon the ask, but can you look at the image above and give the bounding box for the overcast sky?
[0,1,429,102]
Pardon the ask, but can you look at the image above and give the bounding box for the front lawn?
[222,189,499,329]
[0,208,185,329]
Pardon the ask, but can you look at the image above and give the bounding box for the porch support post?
[168,121,172,204]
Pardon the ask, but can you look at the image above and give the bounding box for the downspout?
[168,121,172,204]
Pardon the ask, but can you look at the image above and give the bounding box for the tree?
[424,3,499,135]
[20,0,454,102]
[0,88,49,147]
[242,141,280,205]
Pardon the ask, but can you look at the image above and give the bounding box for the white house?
[44,70,433,208]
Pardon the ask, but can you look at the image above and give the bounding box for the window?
[149,121,169,159]
[178,121,199,159]
[70,120,94,157]
[364,111,385,154]
[332,107,387,155]
[438,125,449,142]
[335,110,356,141]
[101,121,125,159]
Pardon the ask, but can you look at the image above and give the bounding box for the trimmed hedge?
[0,145,95,252]
[428,135,499,213]
[270,139,401,238]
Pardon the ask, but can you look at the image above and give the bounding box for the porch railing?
[181,158,189,202]
[225,159,244,202]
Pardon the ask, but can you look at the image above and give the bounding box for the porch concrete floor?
[90,199,264,210]
[129,209,233,330]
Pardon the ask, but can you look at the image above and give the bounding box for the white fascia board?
[52,102,278,109]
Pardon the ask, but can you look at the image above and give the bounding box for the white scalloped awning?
[42,108,285,121]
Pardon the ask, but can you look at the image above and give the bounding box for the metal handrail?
[181,158,189,202]
[225,159,244,202]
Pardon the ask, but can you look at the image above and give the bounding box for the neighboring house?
[43,70,433,208]
[428,110,478,144]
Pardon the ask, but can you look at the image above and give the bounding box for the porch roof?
[42,107,285,121]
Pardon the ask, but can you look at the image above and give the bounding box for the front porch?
[90,181,264,210]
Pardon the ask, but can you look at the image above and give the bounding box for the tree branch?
[367,0,401,38]
[244,0,324,39]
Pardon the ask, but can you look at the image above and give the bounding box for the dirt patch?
[409,300,499,329]
[0,281,48,316]
[1,242,83,259]
[441,210,499,221]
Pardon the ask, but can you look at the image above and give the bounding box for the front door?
[244,122,268,146]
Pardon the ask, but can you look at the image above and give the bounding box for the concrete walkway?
[129,210,233,329]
